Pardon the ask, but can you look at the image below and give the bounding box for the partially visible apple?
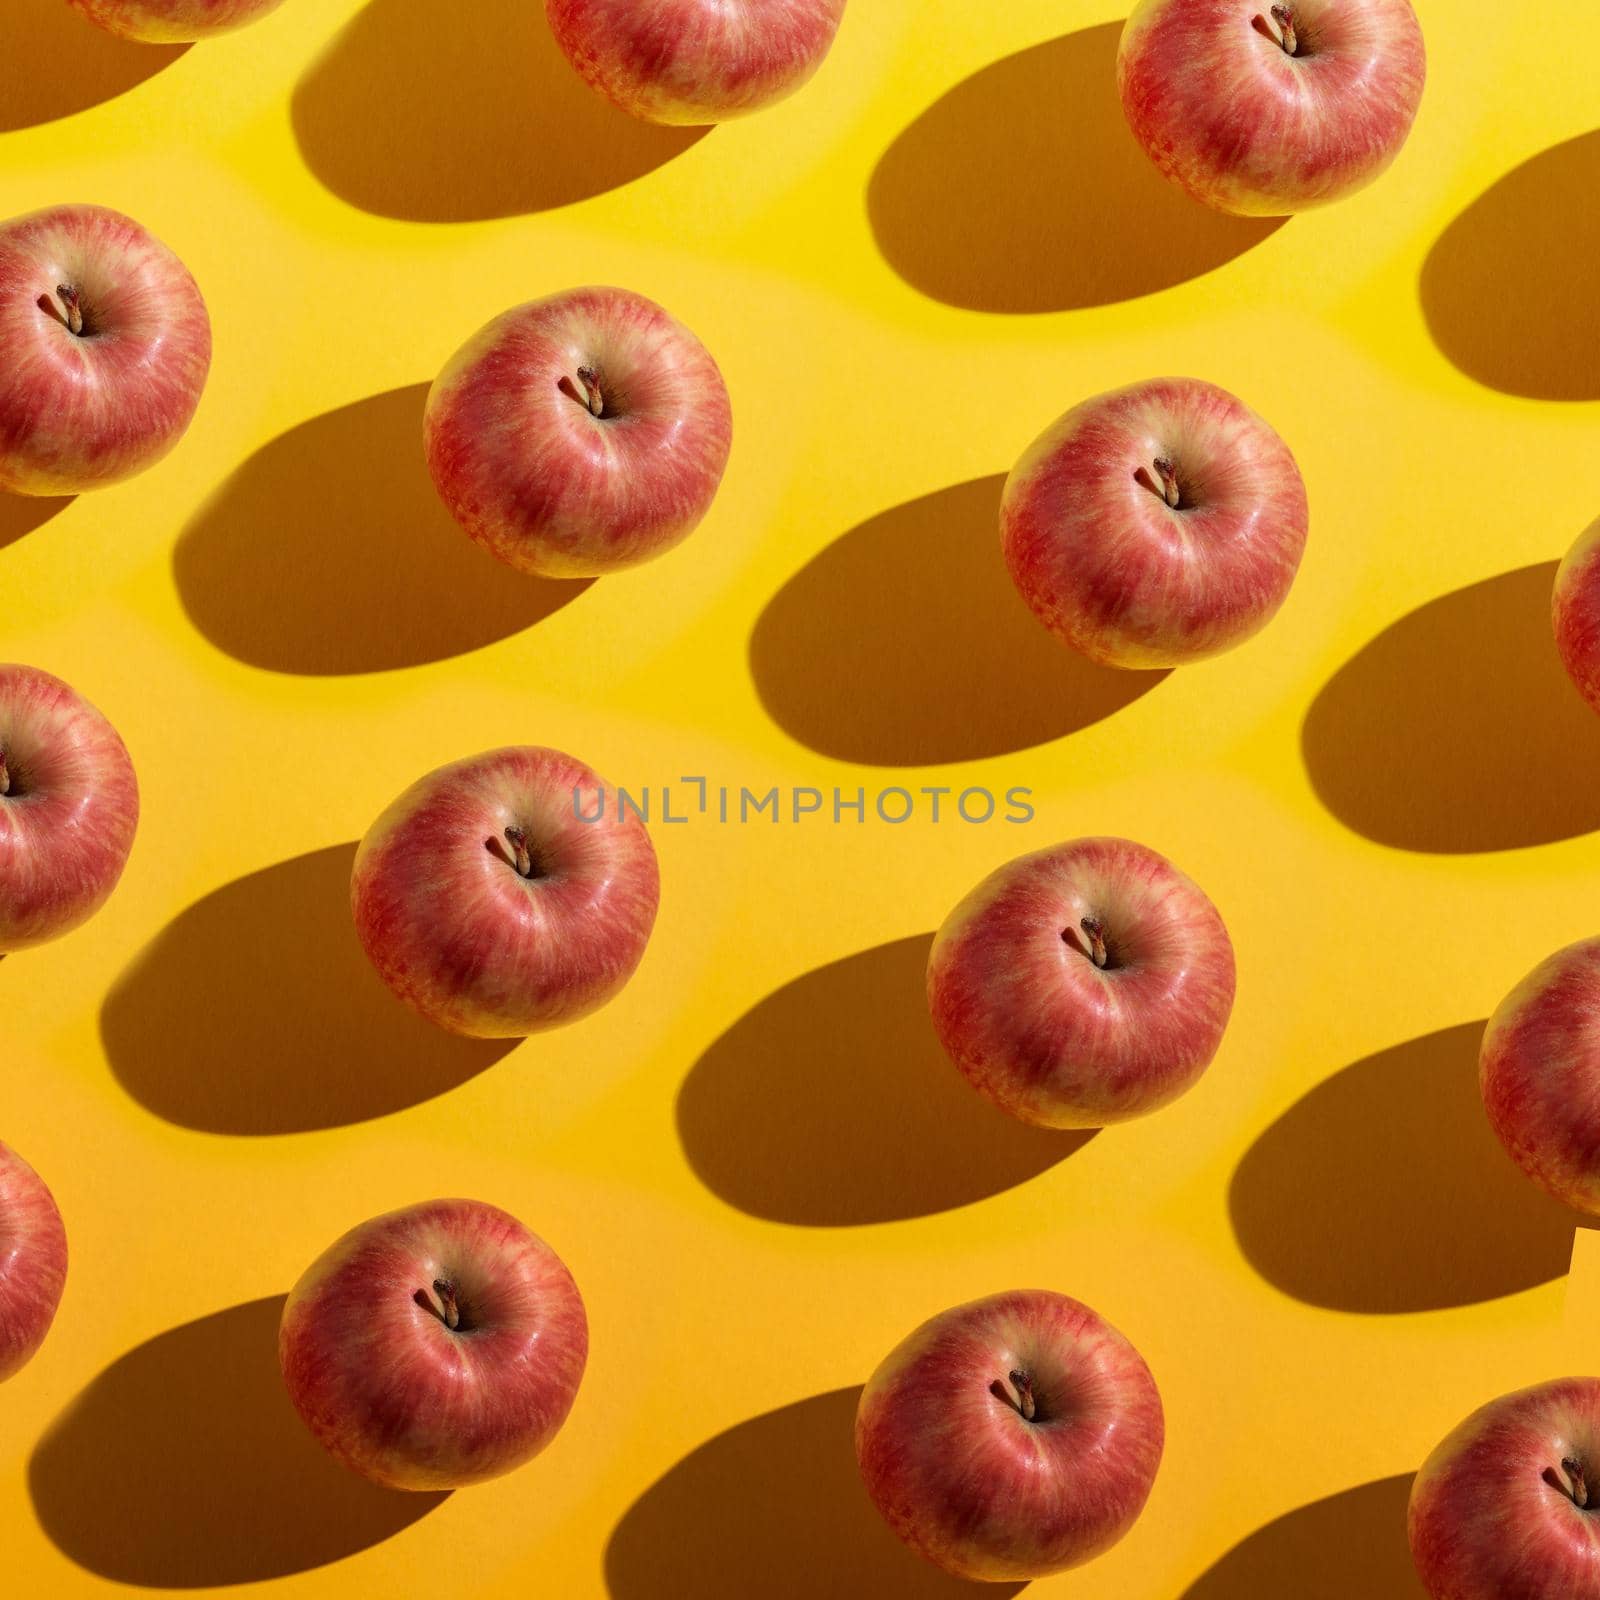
[280,1198,587,1490]
[1002,378,1308,669]
[1481,938,1600,1215]
[1554,519,1600,715]
[856,1289,1163,1581]
[425,287,731,579]
[928,837,1235,1128]
[0,665,139,953]
[546,0,848,125]
[1409,1378,1600,1598]
[0,205,210,496]
[0,1141,67,1383]
[352,746,659,1038]
[1118,0,1427,216]
[68,0,287,42]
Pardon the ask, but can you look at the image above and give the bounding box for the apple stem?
[1255,5,1299,54]
[1135,459,1182,509]
[0,750,9,797]
[1079,916,1110,969]
[1009,1370,1037,1422]
[432,1279,461,1331]
[574,367,605,418]
[56,285,84,337]
[503,825,534,878]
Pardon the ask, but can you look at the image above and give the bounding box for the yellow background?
[1,0,1595,1592]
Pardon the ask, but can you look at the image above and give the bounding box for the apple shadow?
[1302,563,1600,852]
[1180,1477,1422,1599]
[1230,1024,1586,1314]
[605,1387,1023,1598]
[291,0,706,221]
[0,2,185,132]
[0,492,73,550]
[677,936,1089,1226]
[29,1296,446,1587]
[173,386,589,675]
[1422,132,1600,400]
[750,477,1167,765]
[867,23,1283,313]
[100,844,514,1135]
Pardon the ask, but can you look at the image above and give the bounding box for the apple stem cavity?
[1135,459,1183,509]
[1255,5,1299,54]
[503,825,536,879]
[56,285,85,337]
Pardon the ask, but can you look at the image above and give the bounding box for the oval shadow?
[1422,132,1600,400]
[29,1297,446,1587]
[1303,562,1600,852]
[1180,1477,1422,1599]
[101,845,514,1135]
[677,936,1089,1226]
[291,0,705,221]
[1230,1024,1585,1314]
[174,386,588,674]
[751,477,1167,765]
[605,1388,1022,1598]
[868,23,1282,313]
[0,2,184,132]
[0,493,72,550]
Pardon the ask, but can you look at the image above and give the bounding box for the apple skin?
[0,205,210,496]
[280,1199,587,1492]
[545,0,848,125]
[424,287,731,580]
[1001,379,1308,670]
[0,1142,68,1384]
[1554,519,1600,715]
[928,837,1235,1129]
[0,665,139,954]
[856,1289,1163,1582]
[67,0,287,43]
[352,746,659,1039]
[1409,1378,1600,1598]
[1118,0,1426,217]
[1480,938,1600,1215]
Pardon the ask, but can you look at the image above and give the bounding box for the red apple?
[1481,938,1600,1215]
[856,1289,1163,1581]
[1555,519,1600,715]
[67,0,287,42]
[0,1141,67,1383]
[424,287,731,579]
[1409,1378,1600,1598]
[928,837,1235,1128]
[280,1198,587,1491]
[1118,0,1426,216]
[0,206,210,496]
[546,0,847,125]
[0,665,139,953]
[1002,378,1308,669]
[352,746,659,1038]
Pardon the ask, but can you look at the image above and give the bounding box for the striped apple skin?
[547,0,848,124]
[856,1290,1163,1581]
[0,1142,67,1384]
[1118,0,1426,216]
[280,1199,587,1491]
[1481,938,1600,1215]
